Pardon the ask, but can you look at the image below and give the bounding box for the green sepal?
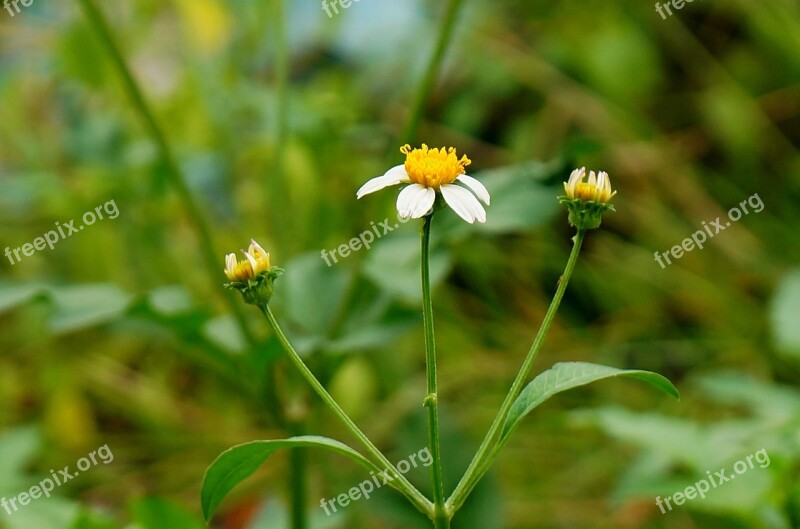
[558,196,615,230]
[224,267,284,305]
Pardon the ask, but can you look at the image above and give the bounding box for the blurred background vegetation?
[1,0,799,528]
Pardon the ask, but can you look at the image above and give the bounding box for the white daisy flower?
[356,144,491,224]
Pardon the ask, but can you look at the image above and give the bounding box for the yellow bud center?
[224,242,272,282]
[228,259,255,281]
[401,144,471,190]
[574,182,599,202]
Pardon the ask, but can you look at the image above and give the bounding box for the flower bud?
[558,167,617,230]
[223,239,283,306]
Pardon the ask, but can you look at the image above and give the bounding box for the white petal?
[396,184,436,219]
[249,239,268,256]
[598,171,611,194]
[596,171,606,191]
[567,167,585,189]
[356,165,410,199]
[456,174,491,205]
[225,253,237,273]
[441,184,486,224]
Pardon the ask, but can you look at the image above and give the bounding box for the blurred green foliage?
[1,0,799,528]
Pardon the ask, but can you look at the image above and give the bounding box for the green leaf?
[201,435,379,521]
[500,362,679,446]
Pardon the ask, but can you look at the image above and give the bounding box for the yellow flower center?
[249,248,271,273]
[401,144,471,189]
[225,242,271,282]
[574,182,599,202]
[228,259,256,282]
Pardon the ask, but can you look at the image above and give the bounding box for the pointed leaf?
[500,362,679,446]
[201,436,380,521]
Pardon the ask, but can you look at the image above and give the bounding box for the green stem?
[433,510,451,529]
[421,215,450,526]
[401,0,466,143]
[448,230,586,512]
[259,305,433,516]
[77,0,255,345]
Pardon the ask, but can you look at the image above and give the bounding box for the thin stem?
[260,305,433,516]
[77,0,255,345]
[421,215,450,526]
[448,230,587,512]
[401,0,466,143]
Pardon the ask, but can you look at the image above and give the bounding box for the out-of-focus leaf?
[433,161,563,241]
[48,284,133,334]
[325,322,413,354]
[697,372,800,421]
[1,500,80,529]
[584,408,701,466]
[70,510,120,529]
[0,428,82,529]
[500,362,679,447]
[770,269,800,359]
[202,436,380,522]
[362,233,451,304]
[329,357,378,420]
[203,315,248,354]
[282,252,354,336]
[247,499,344,529]
[147,285,194,316]
[131,497,205,529]
[472,162,562,235]
[0,426,41,493]
[0,283,46,314]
